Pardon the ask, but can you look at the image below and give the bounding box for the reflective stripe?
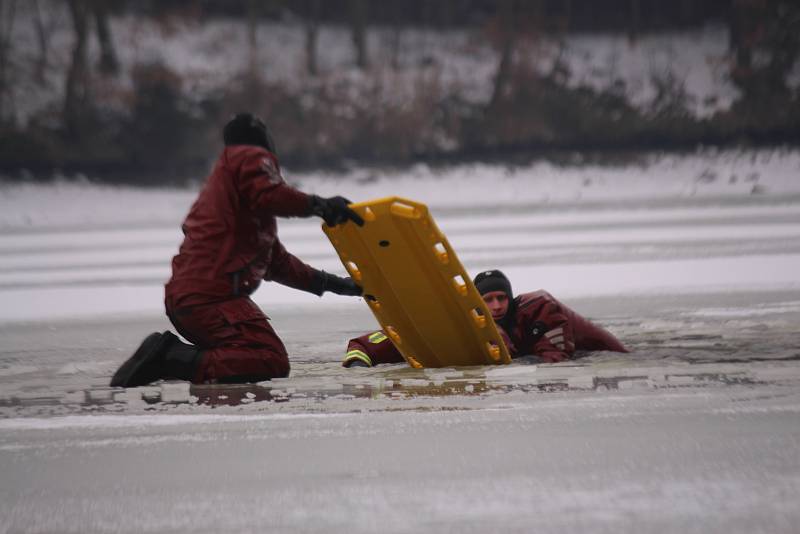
[545,327,563,339]
[548,335,565,346]
[368,331,388,344]
[344,349,372,367]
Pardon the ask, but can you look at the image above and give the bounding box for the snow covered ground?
[1,149,800,532]
[2,386,799,534]
[1,148,798,321]
[10,4,791,126]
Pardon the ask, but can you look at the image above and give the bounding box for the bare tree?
[729,0,765,100]
[421,0,432,28]
[91,0,119,75]
[550,0,572,82]
[730,0,800,103]
[389,0,402,70]
[557,0,573,33]
[64,0,90,135]
[0,0,17,121]
[241,0,262,109]
[679,0,694,25]
[247,0,259,76]
[305,0,320,76]
[437,0,454,29]
[32,0,50,84]
[628,0,641,44]
[349,0,368,69]
[488,0,518,111]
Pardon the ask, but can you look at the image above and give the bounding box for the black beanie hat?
[473,269,513,299]
[222,113,277,154]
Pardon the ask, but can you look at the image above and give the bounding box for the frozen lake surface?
[1,150,800,532]
[2,380,799,534]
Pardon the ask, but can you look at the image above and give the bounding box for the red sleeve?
[265,238,316,291]
[237,150,311,218]
[516,294,574,362]
[529,335,571,363]
[496,325,518,357]
[343,331,405,367]
[568,311,629,353]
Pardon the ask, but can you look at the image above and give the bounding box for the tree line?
[0,0,798,184]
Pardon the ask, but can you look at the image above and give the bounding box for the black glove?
[309,195,365,227]
[310,270,363,296]
[325,272,362,296]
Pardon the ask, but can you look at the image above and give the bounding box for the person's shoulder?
[516,290,556,309]
[222,145,270,165]
[222,146,282,180]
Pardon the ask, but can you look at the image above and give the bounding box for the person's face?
[482,290,509,320]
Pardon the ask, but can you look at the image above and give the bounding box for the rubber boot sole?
[110,331,176,388]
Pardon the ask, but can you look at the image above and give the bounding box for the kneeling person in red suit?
[343,270,628,368]
[111,113,364,387]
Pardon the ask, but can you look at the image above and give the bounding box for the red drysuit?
[164,145,318,383]
[343,290,628,367]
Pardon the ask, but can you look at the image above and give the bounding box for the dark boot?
[161,335,203,381]
[110,331,202,387]
[110,331,174,388]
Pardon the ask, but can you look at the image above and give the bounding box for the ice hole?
[471,307,486,328]
[433,242,448,263]
[386,326,402,345]
[346,261,362,281]
[486,341,501,361]
[452,274,467,296]
[390,201,420,219]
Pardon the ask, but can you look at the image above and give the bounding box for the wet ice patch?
[686,301,800,318]
[0,412,346,431]
[56,361,113,375]
[0,365,38,377]
[484,365,539,380]
[159,382,192,403]
[638,319,695,331]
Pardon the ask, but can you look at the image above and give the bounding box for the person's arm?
[568,310,630,353]
[342,331,405,367]
[516,300,575,363]
[265,238,315,290]
[527,333,572,363]
[495,324,518,357]
[238,149,311,217]
[268,239,361,296]
[237,149,364,226]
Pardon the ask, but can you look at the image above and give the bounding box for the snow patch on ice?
[1,149,799,323]
[56,361,111,375]
[686,301,800,318]
[0,365,38,377]
[0,412,348,431]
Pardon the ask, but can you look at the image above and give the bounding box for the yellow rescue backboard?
[323,197,511,368]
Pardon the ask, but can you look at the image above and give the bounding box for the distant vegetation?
[0,0,798,184]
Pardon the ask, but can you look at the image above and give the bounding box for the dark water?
[2,290,799,417]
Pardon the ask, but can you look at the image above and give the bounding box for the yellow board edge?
[323,196,512,368]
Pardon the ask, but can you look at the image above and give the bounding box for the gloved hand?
[496,325,517,356]
[344,358,370,368]
[324,272,362,296]
[309,195,365,227]
[310,270,362,296]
